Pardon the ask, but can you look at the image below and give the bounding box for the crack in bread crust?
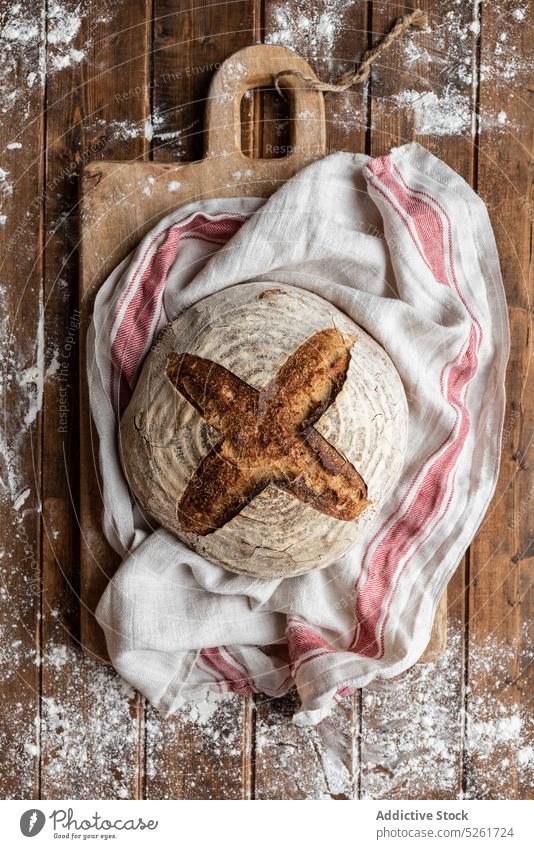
[166,328,368,535]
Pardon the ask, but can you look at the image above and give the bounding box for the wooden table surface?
[0,0,532,800]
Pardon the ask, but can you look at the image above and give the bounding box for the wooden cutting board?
[79,43,447,663]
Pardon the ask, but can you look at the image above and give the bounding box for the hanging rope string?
[273,8,429,98]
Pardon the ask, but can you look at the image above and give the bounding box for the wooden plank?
[151,0,260,162]
[79,43,327,657]
[254,0,448,800]
[41,500,141,798]
[78,0,152,661]
[144,0,259,801]
[253,0,371,800]
[40,0,151,798]
[0,0,45,799]
[367,0,474,175]
[359,0,477,799]
[517,533,534,800]
[255,691,357,799]
[360,577,465,799]
[76,35,329,791]
[466,0,534,798]
[145,696,253,799]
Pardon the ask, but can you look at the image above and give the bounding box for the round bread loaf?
[119,282,408,579]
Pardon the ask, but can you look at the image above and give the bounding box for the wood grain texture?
[145,697,254,799]
[465,2,534,799]
[143,0,259,802]
[252,0,370,801]
[78,1,153,664]
[0,0,45,800]
[41,0,152,798]
[359,0,477,800]
[255,0,451,802]
[151,0,258,163]
[254,691,357,799]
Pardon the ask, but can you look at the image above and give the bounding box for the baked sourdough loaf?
[119,282,408,579]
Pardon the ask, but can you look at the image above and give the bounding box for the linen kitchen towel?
[89,143,509,725]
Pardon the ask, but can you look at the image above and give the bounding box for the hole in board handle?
[240,85,292,159]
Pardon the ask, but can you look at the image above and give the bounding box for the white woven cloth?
[90,144,508,725]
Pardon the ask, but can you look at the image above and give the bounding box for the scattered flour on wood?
[47,1,84,72]
[393,89,471,136]
[0,625,139,796]
[143,119,154,142]
[264,0,531,137]
[265,0,346,64]
[231,169,253,181]
[169,690,229,726]
[86,115,195,158]
[386,0,533,135]
[0,0,532,801]
[145,692,245,797]
[20,290,44,427]
[5,634,534,799]
[0,0,43,123]
[223,60,247,82]
[0,167,13,198]
[255,690,354,799]
[0,1,115,123]
[361,629,533,799]
[12,486,30,511]
[0,624,529,798]
[0,282,61,512]
[0,284,30,503]
[512,6,527,21]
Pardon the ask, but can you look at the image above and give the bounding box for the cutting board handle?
[205,44,326,162]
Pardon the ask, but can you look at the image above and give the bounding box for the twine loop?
[273,8,429,98]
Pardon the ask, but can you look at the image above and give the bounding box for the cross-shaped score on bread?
[166,328,368,536]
